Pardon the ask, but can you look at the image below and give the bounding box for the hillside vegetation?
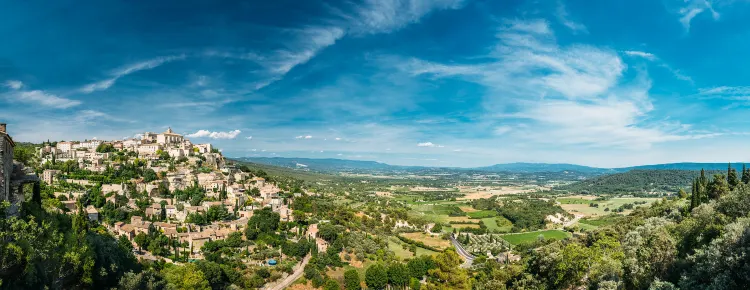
[557,169,720,195]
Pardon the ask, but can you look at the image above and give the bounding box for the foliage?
[344,268,361,290]
[365,264,388,290]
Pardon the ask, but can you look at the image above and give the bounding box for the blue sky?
[3,0,750,168]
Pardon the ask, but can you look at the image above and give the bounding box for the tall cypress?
[698,169,708,204]
[743,164,750,184]
[690,179,697,210]
[728,163,740,190]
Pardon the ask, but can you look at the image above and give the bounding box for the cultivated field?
[499,230,571,245]
[401,232,452,250]
[558,196,660,217]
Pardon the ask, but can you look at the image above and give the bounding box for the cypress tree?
[728,163,740,190]
[699,169,708,203]
[690,179,697,210]
[743,164,750,184]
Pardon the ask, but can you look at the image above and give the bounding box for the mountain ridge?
[235,157,745,174]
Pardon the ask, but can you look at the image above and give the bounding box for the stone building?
[156,127,184,146]
[0,123,40,216]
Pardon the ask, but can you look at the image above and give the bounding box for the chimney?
[0,123,6,133]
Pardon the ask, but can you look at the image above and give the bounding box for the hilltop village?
[30,127,314,260]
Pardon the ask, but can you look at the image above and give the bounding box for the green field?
[558,197,660,217]
[387,237,438,260]
[481,216,513,233]
[499,230,571,245]
[467,210,498,219]
[579,215,623,227]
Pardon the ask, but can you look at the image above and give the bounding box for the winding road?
[449,234,475,268]
[264,254,311,290]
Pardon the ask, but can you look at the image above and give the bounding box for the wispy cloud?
[677,0,720,31]
[295,135,313,139]
[417,141,443,147]
[4,80,23,90]
[245,136,253,140]
[73,110,129,123]
[401,18,711,149]
[81,55,186,93]
[624,50,657,61]
[5,90,81,109]
[622,50,693,82]
[186,129,242,139]
[556,1,588,33]
[249,0,466,88]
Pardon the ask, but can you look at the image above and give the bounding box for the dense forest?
[556,169,721,195]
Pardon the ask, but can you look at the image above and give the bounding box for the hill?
[473,162,610,174]
[556,169,723,195]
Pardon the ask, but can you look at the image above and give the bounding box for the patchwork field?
[499,230,571,245]
[558,196,660,217]
[401,232,452,250]
[388,237,438,260]
[482,216,513,233]
[467,210,497,219]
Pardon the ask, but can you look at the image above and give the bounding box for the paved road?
[449,234,475,268]
[265,254,311,290]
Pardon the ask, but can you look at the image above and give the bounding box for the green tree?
[430,223,442,233]
[134,232,149,251]
[365,264,388,290]
[245,207,280,240]
[344,269,361,290]
[742,164,750,184]
[708,174,730,200]
[727,163,740,190]
[677,188,687,199]
[143,169,158,183]
[388,263,409,289]
[425,248,469,290]
[323,279,341,290]
[161,263,211,290]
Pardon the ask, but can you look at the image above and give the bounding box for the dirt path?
[265,254,311,290]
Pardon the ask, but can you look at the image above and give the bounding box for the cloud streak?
[186,129,242,139]
[81,55,186,93]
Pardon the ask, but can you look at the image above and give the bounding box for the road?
[265,254,311,290]
[449,234,475,268]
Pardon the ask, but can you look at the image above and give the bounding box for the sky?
[4,0,750,168]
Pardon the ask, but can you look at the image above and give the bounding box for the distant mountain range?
[235,157,743,174]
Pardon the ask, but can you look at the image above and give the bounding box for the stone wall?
[0,132,14,203]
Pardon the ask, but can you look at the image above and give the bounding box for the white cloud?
[453,149,463,152]
[9,90,82,108]
[417,142,439,147]
[335,137,342,141]
[402,18,712,149]
[186,129,242,139]
[677,0,720,31]
[245,136,253,140]
[295,135,313,139]
[81,55,186,93]
[4,80,23,90]
[556,1,588,33]
[250,0,466,88]
[495,126,512,135]
[624,50,657,61]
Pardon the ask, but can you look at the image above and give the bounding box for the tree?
[365,264,388,290]
[677,188,687,199]
[143,169,158,183]
[344,269,361,290]
[742,164,750,184]
[134,232,149,251]
[161,264,211,290]
[425,248,469,290]
[708,174,730,200]
[323,279,341,290]
[388,263,409,289]
[245,207,280,240]
[727,163,740,190]
[430,223,443,233]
